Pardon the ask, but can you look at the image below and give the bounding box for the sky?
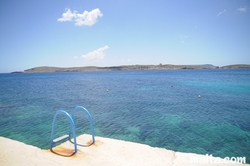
[0,0,250,73]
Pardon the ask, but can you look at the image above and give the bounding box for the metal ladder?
[70,106,95,146]
[50,106,95,156]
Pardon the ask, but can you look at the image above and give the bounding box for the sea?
[0,69,250,162]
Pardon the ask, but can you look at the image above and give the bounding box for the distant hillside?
[220,64,250,69]
[24,66,101,72]
[24,64,219,73]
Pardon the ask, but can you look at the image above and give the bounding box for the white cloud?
[73,56,78,59]
[82,46,109,61]
[75,8,103,26]
[58,8,103,26]
[58,9,76,22]
[237,7,247,12]
[217,9,226,17]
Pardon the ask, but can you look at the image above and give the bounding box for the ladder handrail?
[50,110,77,155]
[71,106,95,146]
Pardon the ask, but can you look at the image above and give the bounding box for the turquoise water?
[0,69,250,162]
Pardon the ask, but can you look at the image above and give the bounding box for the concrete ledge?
[0,134,248,166]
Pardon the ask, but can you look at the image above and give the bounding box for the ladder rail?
[71,106,95,146]
[53,134,69,143]
[50,110,78,155]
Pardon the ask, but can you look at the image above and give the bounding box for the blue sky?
[0,0,249,72]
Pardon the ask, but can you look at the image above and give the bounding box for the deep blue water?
[0,69,250,162]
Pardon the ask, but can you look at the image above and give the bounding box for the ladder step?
[53,134,69,143]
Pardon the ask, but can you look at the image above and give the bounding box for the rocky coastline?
[10,64,250,73]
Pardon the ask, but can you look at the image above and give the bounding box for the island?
[24,64,219,73]
[220,64,250,69]
[21,64,250,73]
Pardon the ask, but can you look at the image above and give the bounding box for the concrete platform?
[0,134,248,166]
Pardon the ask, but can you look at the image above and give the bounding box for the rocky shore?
[9,64,249,73]
[24,64,218,73]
